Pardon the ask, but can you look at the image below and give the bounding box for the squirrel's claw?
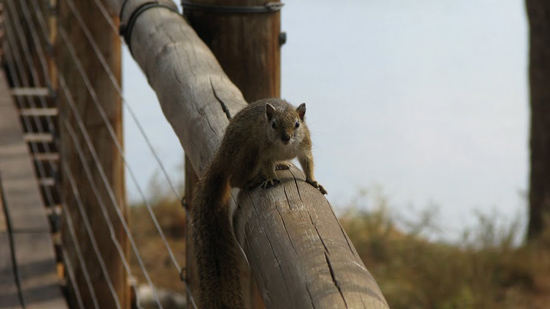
[246,173,266,189]
[260,178,280,189]
[306,179,328,195]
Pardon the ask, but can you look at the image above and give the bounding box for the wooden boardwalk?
[0,70,68,308]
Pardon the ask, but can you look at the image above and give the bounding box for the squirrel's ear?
[297,103,306,120]
[265,103,275,121]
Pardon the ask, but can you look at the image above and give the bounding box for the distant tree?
[526,0,550,241]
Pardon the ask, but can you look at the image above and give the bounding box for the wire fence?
[2,0,197,308]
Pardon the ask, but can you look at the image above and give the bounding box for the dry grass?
[339,190,550,309]
[130,195,187,291]
[130,187,550,308]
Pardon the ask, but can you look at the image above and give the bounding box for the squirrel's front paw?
[260,178,281,189]
[306,179,328,195]
[246,173,266,189]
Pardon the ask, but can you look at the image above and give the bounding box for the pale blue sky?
[123,0,529,240]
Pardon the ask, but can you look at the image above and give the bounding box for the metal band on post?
[181,1,283,14]
[119,1,180,53]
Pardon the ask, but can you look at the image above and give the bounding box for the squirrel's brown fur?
[190,98,326,308]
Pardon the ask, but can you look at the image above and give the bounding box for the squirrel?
[189,98,326,308]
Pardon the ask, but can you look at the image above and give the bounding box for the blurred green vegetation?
[130,185,550,308]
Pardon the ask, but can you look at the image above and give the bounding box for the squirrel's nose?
[281,134,291,143]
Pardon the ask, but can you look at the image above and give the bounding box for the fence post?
[110,0,388,306]
[183,0,281,102]
[57,0,129,308]
[183,1,282,306]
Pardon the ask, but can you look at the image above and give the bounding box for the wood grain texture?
[116,0,389,307]
[57,0,128,307]
[121,0,247,173]
[184,1,281,306]
[184,0,281,102]
[234,166,388,308]
[12,233,67,309]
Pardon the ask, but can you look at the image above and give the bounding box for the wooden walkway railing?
[115,0,389,307]
[0,69,67,308]
[0,0,390,307]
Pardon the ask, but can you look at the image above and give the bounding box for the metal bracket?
[119,1,180,53]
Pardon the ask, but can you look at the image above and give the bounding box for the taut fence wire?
[2,0,389,308]
[2,0,197,308]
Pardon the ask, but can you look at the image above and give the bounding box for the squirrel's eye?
[295,121,300,128]
[271,122,277,129]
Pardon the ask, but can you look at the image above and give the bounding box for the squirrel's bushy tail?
[190,167,244,309]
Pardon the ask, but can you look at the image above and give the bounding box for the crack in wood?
[209,78,232,120]
[324,252,348,308]
[116,1,389,306]
[275,203,298,256]
[172,67,183,85]
[308,212,329,255]
[266,233,291,295]
[288,169,304,203]
[305,281,316,309]
[246,230,270,303]
[282,184,293,210]
[250,200,291,296]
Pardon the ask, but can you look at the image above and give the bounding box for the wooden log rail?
[109,0,389,307]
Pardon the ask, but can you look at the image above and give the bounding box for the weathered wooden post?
[183,0,281,101]
[112,0,388,307]
[57,0,129,308]
[183,1,282,306]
